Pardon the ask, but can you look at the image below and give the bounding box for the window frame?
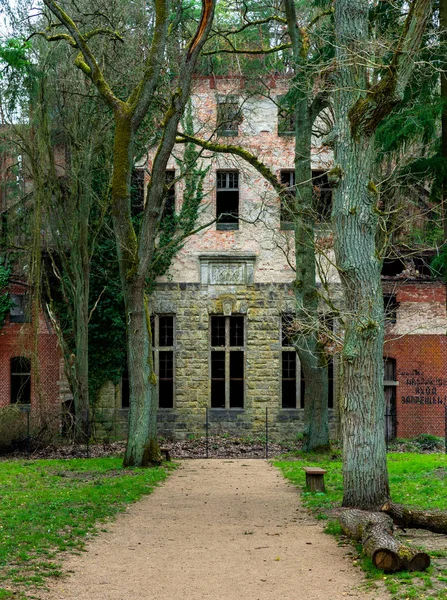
[210,315,245,409]
[216,95,240,137]
[9,293,31,323]
[10,356,31,404]
[279,170,295,230]
[216,170,240,231]
[280,314,304,409]
[151,314,176,409]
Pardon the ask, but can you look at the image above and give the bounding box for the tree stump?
[303,467,327,492]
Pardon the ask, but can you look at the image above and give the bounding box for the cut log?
[382,501,447,535]
[339,509,430,573]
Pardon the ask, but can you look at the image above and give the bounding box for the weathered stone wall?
[139,281,336,440]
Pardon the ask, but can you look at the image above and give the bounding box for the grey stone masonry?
[148,281,337,440]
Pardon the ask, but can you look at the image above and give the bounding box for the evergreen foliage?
[0,263,13,328]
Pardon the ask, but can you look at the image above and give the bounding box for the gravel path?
[41,460,387,600]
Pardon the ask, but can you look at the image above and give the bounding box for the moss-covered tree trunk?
[293,97,329,451]
[333,0,431,508]
[284,0,329,451]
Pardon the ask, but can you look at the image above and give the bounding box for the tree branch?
[348,0,432,137]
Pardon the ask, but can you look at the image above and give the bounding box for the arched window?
[10,357,31,404]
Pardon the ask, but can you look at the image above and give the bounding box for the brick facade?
[384,281,447,439]
[0,282,62,423]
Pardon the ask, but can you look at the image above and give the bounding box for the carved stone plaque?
[199,254,256,285]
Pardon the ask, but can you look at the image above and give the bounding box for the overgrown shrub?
[414,433,444,451]
[0,405,28,451]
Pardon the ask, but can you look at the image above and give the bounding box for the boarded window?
[10,356,31,404]
[211,315,245,408]
[217,96,240,136]
[216,171,239,230]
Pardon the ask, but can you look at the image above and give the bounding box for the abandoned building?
[1,76,447,442]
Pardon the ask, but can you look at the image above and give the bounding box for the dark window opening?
[217,96,240,136]
[282,351,296,408]
[159,315,174,346]
[229,316,244,346]
[384,357,397,441]
[281,314,295,346]
[210,315,245,409]
[328,359,334,409]
[159,351,174,409]
[277,94,295,136]
[10,356,31,404]
[216,171,239,230]
[230,351,244,408]
[383,294,398,324]
[280,170,295,229]
[121,369,130,408]
[9,294,31,323]
[281,316,333,409]
[312,171,332,222]
[211,351,225,408]
[131,169,145,217]
[151,314,175,409]
[162,170,176,220]
[381,258,405,276]
[211,316,226,347]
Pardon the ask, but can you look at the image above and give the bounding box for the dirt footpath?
[41,460,387,600]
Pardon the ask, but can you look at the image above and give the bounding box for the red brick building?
[384,281,447,439]
[0,281,62,420]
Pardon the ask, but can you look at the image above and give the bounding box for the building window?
[281,315,334,409]
[150,315,175,408]
[384,357,397,441]
[216,171,239,230]
[281,315,304,408]
[383,294,398,324]
[10,356,31,404]
[280,170,295,230]
[312,171,332,222]
[217,96,240,136]
[210,315,245,408]
[131,169,145,217]
[280,170,332,228]
[9,294,31,323]
[162,170,176,220]
[277,94,295,136]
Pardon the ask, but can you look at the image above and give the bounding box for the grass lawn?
[0,457,173,599]
[274,452,447,600]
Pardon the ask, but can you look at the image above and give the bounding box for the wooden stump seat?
[303,466,327,492]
